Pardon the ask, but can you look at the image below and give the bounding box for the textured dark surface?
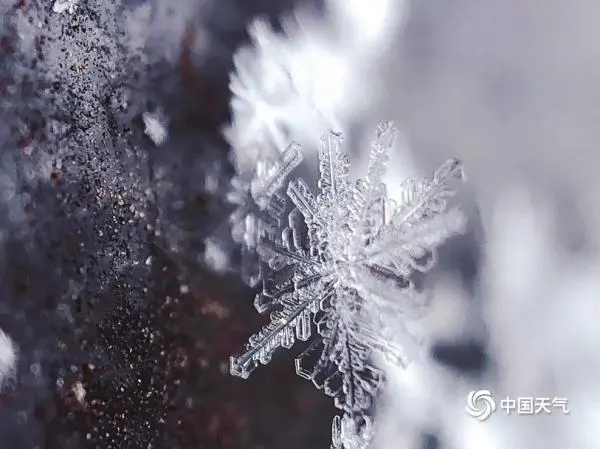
[0,1,334,448]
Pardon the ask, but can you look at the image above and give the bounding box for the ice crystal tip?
[230,122,467,449]
[229,356,251,379]
[374,120,397,140]
[250,143,303,204]
[435,158,464,183]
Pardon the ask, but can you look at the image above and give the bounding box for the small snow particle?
[142,111,168,146]
[72,381,86,404]
[52,0,79,14]
[0,330,16,387]
[204,238,229,273]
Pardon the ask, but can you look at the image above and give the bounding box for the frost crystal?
[142,110,168,146]
[223,19,342,173]
[225,37,296,155]
[230,122,466,449]
[52,0,79,15]
[226,142,303,286]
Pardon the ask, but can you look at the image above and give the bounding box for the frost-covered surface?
[0,0,334,447]
[230,122,466,449]
[0,2,158,445]
[0,0,343,445]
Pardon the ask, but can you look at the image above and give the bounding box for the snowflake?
[230,122,467,448]
[225,41,295,156]
[226,141,303,286]
[223,19,341,173]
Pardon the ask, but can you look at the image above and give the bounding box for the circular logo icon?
[466,390,496,421]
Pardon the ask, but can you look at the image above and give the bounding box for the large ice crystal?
[230,122,466,449]
[226,142,303,286]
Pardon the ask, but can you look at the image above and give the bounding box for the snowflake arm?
[229,284,321,379]
[364,158,466,273]
[250,141,304,209]
[226,141,303,286]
